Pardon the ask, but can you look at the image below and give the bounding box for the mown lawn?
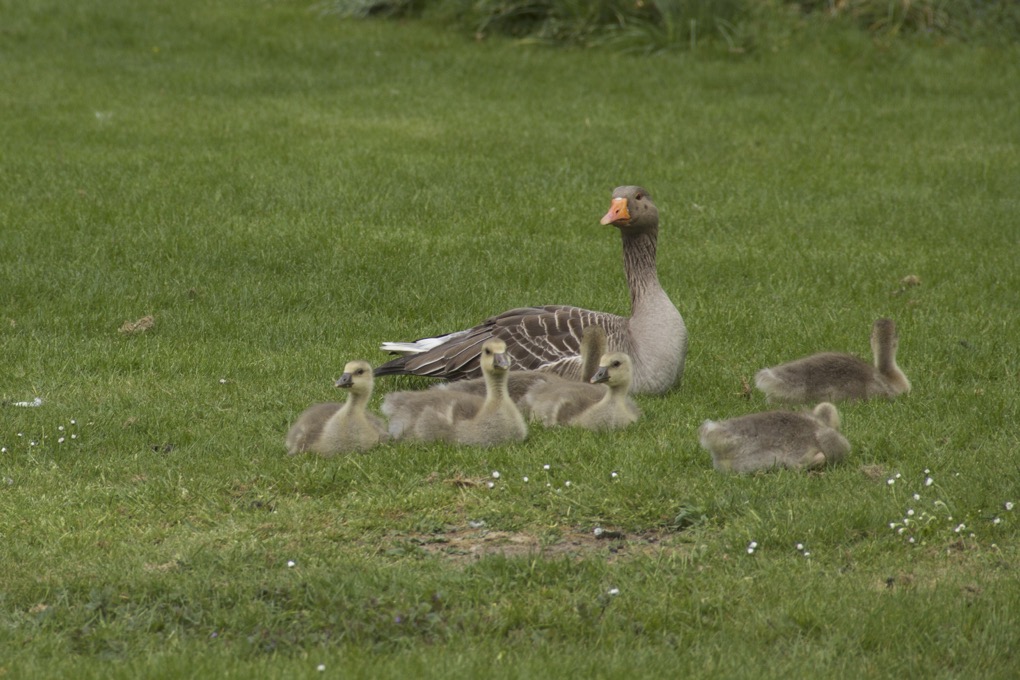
[1,1,1018,677]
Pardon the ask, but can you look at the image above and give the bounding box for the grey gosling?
[698,402,851,474]
[285,360,387,456]
[755,318,910,403]
[524,352,640,431]
[382,339,528,446]
[375,186,687,395]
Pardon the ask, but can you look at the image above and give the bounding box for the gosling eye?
[355,368,365,376]
[635,192,645,201]
[612,360,622,369]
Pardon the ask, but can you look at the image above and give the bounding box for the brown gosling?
[285,360,387,456]
[698,402,851,474]
[382,339,528,446]
[755,318,910,404]
[524,352,640,431]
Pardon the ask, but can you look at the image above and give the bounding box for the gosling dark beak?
[493,352,511,371]
[590,367,609,384]
[335,373,354,388]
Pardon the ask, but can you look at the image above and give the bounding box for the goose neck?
[621,228,662,307]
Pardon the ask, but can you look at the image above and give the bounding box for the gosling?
[382,339,528,446]
[524,352,640,431]
[285,360,387,456]
[698,402,851,474]
[755,318,910,403]
[436,326,608,406]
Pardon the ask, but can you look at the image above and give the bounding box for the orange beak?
[600,197,630,225]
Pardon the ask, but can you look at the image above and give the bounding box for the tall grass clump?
[323,0,1020,50]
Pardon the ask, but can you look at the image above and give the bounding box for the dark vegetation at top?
[323,0,1020,53]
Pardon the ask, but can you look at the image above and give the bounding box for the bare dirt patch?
[394,525,692,565]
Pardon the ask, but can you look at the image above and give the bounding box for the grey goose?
[374,186,687,395]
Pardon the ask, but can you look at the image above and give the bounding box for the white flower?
[491,471,500,479]
[747,547,755,554]
[897,528,905,535]
[907,509,915,517]
[889,522,897,529]
[611,471,619,478]
[908,537,916,544]
[219,378,227,384]
[925,477,934,487]
[70,419,76,425]
[593,527,604,537]
[607,588,620,596]
[522,476,529,483]
[564,480,572,487]
[954,524,965,533]
[913,493,921,501]
[1006,502,1015,511]
[317,664,326,672]
[58,426,65,431]
[887,478,895,485]
[58,437,65,444]
[1,447,6,453]
[486,481,495,489]
[543,464,551,470]
[71,434,77,439]
[287,560,295,568]
[993,517,1002,525]
[924,468,930,474]
[803,551,810,557]
[796,543,804,551]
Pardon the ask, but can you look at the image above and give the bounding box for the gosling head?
[589,352,633,389]
[480,339,511,375]
[599,186,658,234]
[812,402,841,430]
[871,318,898,353]
[335,360,375,395]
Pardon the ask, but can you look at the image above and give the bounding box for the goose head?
[589,352,633,389]
[600,186,658,233]
[335,360,375,395]
[480,339,511,375]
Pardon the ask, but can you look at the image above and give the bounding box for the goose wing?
[375,305,628,381]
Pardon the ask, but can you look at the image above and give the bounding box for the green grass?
[2,0,1020,677]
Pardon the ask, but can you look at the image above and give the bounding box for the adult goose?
[374,186,687,395]
[755,318,910,404]
[525,352,640,431]
[382,339,528,447]
[285,360,388,455]
[698,402,851,474]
